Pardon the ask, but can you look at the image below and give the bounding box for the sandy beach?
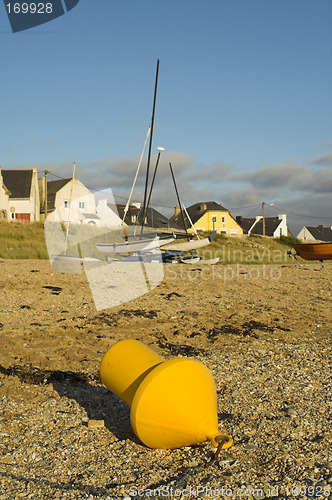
[0,258,331,499]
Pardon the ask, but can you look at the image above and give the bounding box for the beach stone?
[244,443,256,452]
[87,419,106,429]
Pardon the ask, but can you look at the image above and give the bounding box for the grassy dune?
[0,222,49,259]
[0,222,303,264]
[197,232,302,265]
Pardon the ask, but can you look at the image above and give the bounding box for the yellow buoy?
[100,339,233,450]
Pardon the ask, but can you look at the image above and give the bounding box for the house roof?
[47,178,71,195]
[170,201,229,230]
[1,170,33,199]
[251,217,283,236]
[46,179,71,210]
[236,217,256,234]
[304,225,332,242]
[237,216,283,236]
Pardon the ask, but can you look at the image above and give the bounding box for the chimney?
[199,202,207,211]
[174,204,181,217]
[236,215,242,224]
[318,224,324,234]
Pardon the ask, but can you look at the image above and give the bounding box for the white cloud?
[230,163,307,188]
[310,152,332,166]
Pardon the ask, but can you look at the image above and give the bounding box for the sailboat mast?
[64,162,76,255]
[169,162,190,241]
[146,148,161,211]
[141,58,160,234]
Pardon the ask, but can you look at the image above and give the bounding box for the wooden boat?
[293,242,332,261]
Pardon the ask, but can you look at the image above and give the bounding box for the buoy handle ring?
[205,434,233,468]
[210,433,233,449]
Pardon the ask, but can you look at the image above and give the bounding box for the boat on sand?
[292,242,332,262]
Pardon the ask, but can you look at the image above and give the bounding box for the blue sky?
[1,0,332,233]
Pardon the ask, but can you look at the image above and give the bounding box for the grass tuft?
[0,222,49,259]
[276,235,302,246]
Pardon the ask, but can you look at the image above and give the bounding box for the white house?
[1,168,40,223]
[236,214,288,237]
[297,225,332,242]
[45,178,100,224]
[45,178,124,229]
[96,199,125,228]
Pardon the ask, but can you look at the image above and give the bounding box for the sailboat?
[95,60,174,260]
[97,59,217,264]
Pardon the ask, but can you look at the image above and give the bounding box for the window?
[79,201,85,209]
[221,216,226,223]
[220,229,227,234]
[211,215,217,230]
[131,215,136,223]
[64,200,68,208]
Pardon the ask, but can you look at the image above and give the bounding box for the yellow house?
[171,201,243,236]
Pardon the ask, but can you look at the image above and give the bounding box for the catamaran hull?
[293,242,332,261]
[199,257,219,265]
[162,236,212,252]
[96,236,174,255]
[180,256,201,264]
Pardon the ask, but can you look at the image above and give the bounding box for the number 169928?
[6,3,53,14]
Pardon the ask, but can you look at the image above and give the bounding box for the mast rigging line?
[122,126,151,224]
